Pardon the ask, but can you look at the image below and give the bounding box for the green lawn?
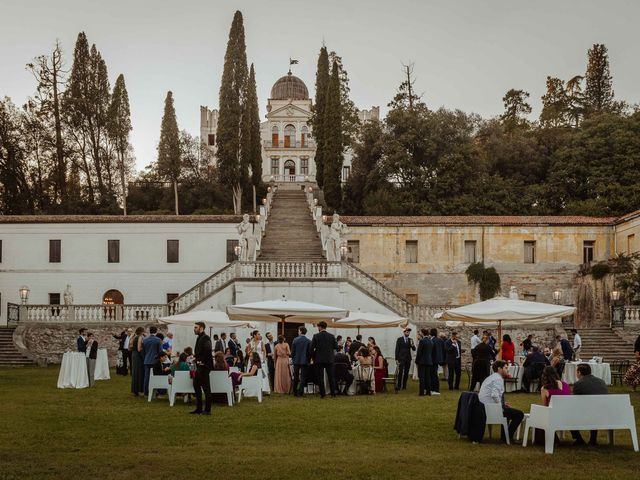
[1,368,639,480]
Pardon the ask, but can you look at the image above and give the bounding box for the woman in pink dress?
[540,366,571,405]
[274,335,292,394]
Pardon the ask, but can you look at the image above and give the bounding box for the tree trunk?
[252,184,256,214]
[232,183,242,214]
[51,51,66,206]
[173,179,179,215]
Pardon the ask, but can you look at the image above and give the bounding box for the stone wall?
[613,326,640,349]
[14,323,167,365]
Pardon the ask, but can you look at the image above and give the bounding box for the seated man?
[521,346,549,392]
[479,360,524,443]
[334,345,354,395]
[571,363,608,446]
[153,352,171,376]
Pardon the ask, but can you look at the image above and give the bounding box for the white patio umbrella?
[158,310,256,329]
[226,297,348,334]
[331,310,409,334]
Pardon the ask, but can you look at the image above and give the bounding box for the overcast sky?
[2,0,639,171]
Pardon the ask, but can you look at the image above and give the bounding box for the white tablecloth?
[94,348,110,380]
[563,362,611,385]
[57,352,89,389]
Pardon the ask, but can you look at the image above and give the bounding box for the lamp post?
[234,245,242,259]
[19,285,30,305]
[340,244,348,260]
[552,289,562,304]
[610,290,624,327]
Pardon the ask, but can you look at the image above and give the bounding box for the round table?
[562,362,611,385]
[94,348,110,381]
[57,352,89,389]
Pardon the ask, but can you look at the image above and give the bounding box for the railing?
[23,304,172,323]
[264,140,315,149]
[238,261,341,279]
[168,262,237,314]
[269,174,311,183]
[416,304,457,323]
[624,306,640,325]
[7,303,19,326]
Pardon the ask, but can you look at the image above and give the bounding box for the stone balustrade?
[625,306,640,324]
[23,304,172,323]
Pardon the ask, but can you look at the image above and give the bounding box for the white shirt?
[470,335,481,350]
[573,334,582,350]
[478,372,504,405]
[123,335,130,350]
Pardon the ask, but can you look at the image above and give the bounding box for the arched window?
[301,126,308,147]
[103,289,124,305]
[284,124,296,148]
[284,159,296,177]
[271,125,279,147]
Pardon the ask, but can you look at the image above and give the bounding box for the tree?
[584,43,614,115]
[310,46,330,187]
[328,51,360,148]
[107,74,132,215]
[216,10,249,214]
[540,76,569,128]
[157,91,181,215]
[500,89,531,130]
[322,60,343,211]
[241,63,262,212]
[566,75,585,127]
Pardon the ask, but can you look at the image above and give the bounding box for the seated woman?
[213,351,229,371]
[550,345,564,376]
[624,350,640,392]
[540,365,571,406]
[354,348,374,394]
[224,347,236,368]
[230,352,261,388]
[170,352,190,375]
[372,346,387,394]
[183,346,195,366]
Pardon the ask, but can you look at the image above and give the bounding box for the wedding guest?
[265,332,277,389]
[191,322,213,415]
[274,335,292,394]
[395,327,415,390]
[113,328,132,375]
[213,351,228,371]
[230,352,261,388]
[334,345,354,395]
[224,347,236,368]
[501,334,515,363]
[354,347,374,394]
[416,328,433,396]
[521,346,549,392]
[372,345,386,393]
[310,321,338,398]
[521,334,533,354]
[445,332,462,390]
[470,336,492,391]
[367,337,377,348]
[228,333,240,357]
[86,332,98,387]
[77,328,87,353]
[291,326,311,397]
[572,329,582,356]
[349,335,365,362]
[571,363,608,445]
[170,352,190,375]
[470,329,481,350]
[214,332,228,353]
[624,351,640,392]
[430,328,444,395]
[142,326,163,396]
[153,351,171,376]
[540,366,570,405]
[183,346,195,366]
[130,327,145,396]
[162,332,174,353]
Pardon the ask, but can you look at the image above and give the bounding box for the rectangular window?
[107,240,120,263]
[49,239,61,263]
[405,240,418,263]
[226,239,239,263]
[167,240,179,263]
[272,133,279,147]
[583,240,595,264]
[342,166,351,181]
[523,294,537,302]
[406,293,418,305]
[270,158,279,175]
[166,293,179,303]
[524,241,536,264]
[49,293,61,305]
[347,240,360,263]
[464,240,477,263]
[207,133,215,146]
[628,234,636,254]
[300,158,309,175]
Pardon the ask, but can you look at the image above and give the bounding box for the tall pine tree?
[216,10,249,214]
[584,43,614,115]
[107,74,132,215]
[540,76,569,128]
[241,63,262,212]
[157,91,181,215]
[311,46,329,187]
[322,60,343,211]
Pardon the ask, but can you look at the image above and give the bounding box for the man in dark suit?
[521,346,549,392]
[349,334,365,362]
[113,328,131,375]
[310,321,338,398]
[415,328,433,396]
[142,326,163,396]
[430,328,444,395]
[445,331,463,390]
[77,328,87,353]
[571,363,609,445]
[228,333,240,357]
[557,335,574,361]
[86,332,98,387]
[192,321,213,415]
[214,332,228,353]
[265,332,277,389]
[334,345,354,395]
[291,326,311,397]
[394,327,415,390]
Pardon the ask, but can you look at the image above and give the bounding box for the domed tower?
[261,72,315,185]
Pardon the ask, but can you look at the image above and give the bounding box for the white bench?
[147,370,170,402]
[522,394,639,454]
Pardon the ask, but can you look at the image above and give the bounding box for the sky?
[1,0,639,172]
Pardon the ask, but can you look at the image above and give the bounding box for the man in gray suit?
[291,326,311,397]
[142,326,164,396]
[571,363,608,445]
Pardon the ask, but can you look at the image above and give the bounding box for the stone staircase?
[259,190,325,261]
[573,327,636,361]
[0,328,35,366]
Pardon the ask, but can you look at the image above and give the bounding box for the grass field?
[1,367,639,480]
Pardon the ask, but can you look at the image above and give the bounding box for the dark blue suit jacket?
[142,335,163,365]
[77,336,87,353]
[291,335,311,365]
[416,337,433,366]
[431,336,445,364]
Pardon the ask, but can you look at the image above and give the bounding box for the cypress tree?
[311,46,329,187]
[584,43,614,115]
[216,10,248,214]
[241,63,262,211]
[322,60,343,211]
[157,91,181,215]
[107,74,132,215]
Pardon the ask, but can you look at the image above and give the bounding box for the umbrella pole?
[497,320,502,360]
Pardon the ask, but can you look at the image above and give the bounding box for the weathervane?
[288,57,299,74]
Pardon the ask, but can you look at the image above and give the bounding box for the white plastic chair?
[236,369,263,403]
[147,370,170,402]
[169,371,195,406]
[484,403,511,445]
[210,370,234,406]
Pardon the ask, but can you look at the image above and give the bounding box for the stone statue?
[508,286,519,299]
[237,214,251,261]
[324,213,349,261]
[63,284,74,305]
[253,218,263,254]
